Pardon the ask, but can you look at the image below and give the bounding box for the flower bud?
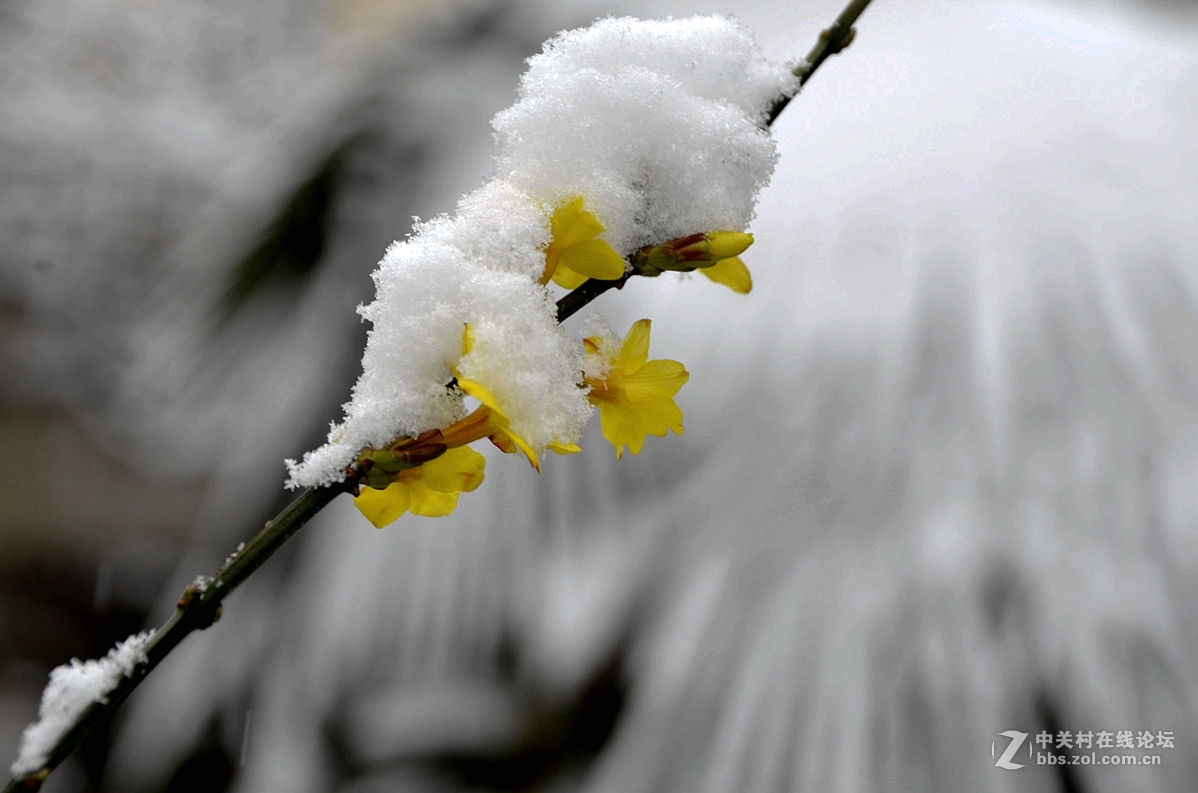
[703,231,753,260]
[633,231,754,274]
[354,431,449,489]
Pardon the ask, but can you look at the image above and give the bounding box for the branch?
[556,274,631,322]
[3,2,873,789]
[3,487,341,792]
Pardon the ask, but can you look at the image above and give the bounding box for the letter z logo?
[993,731,1029,770]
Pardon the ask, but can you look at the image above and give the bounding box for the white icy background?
[2,0,1198,792]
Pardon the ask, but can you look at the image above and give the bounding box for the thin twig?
[766,0,873,126]
[3,2,873,789]
[556,274,631,322]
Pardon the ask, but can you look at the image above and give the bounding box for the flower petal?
[490,431,541,471]
[456,378,502,414]
[559,239,626,281]
[622,359,689,402]
[551,264,590,290]
[406,480,460,517]
[551,196,606,249]
[701,256,752,294]
[597,401,636,459]
[419,446,486,493]
[630,395,684,437]
[618,319,652,374]
[457,379,539,471]
[461,322,476,356]
[499,429,541,472]
[354,481,412,528]
[704,231,753,260]
[549,441,582,454]
[596,390,685,459]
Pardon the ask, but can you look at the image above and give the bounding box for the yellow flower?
[448,323,544,470]
[584,319,689,459]
[351,324,547,528]
[354,446,486,528]
[633,231,754,294]
[541,197,627,289]
[451,377,541,471]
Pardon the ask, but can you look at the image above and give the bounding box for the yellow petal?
[456,378,502,414]
[701,257,752,294]
[618,319,652,374]
[704,231,753,260]
[551,264,590,290]
[596,401,633,459]
[489,432,515,455]
[456,380,539,471]
[630,395,685,437]
[597,399,660,458]
[622,359,689,402]
[558,239,626,281]
[499,429,540,472]
[354,481,412,528]
[549,441,582,454]
[596,391,685,459]
[406,480,460,517]
[419,446,486,493]
[551,196,606,249]
[461,322,475,356]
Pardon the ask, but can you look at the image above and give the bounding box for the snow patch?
[11,631,155,777]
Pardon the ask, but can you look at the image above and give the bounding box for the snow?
[11,631,155,777]
[223,542,247,568]
[494,15,798,254]
[580,314,617,381]
[285,15,794,488]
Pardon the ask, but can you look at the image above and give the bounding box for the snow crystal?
[222,541,247,568]
[11,631,155,777]
[286,16,793,488]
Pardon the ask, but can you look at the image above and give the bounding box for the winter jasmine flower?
[583,319,689,458]
[541,196,627,289]
[354,446,486,528]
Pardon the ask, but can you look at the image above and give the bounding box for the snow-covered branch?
[3,3,871,791]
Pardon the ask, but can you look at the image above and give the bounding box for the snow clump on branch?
[11,631,155,778]
[285,15,797,489]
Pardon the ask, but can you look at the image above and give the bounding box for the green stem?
[4,2,875,789]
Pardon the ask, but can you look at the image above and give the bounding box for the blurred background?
[3,0,1198,791]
